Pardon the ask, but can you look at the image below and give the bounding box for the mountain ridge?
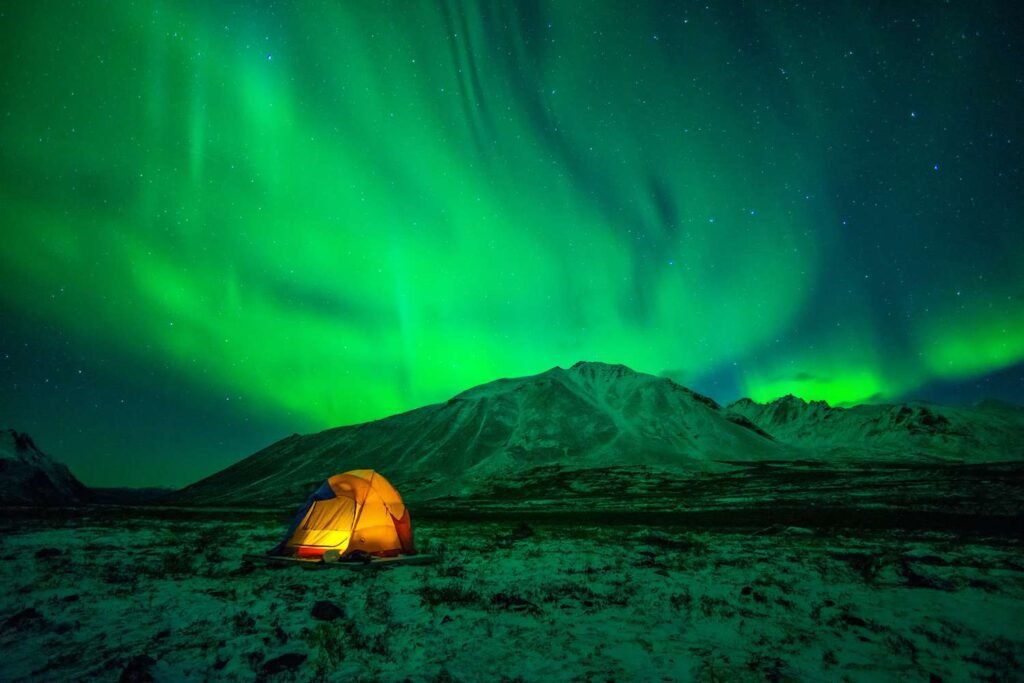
[171,362,1024,507]
[0,428,89,505]
[726,391,1023,461]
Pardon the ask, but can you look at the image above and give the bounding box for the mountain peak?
[1,429,43,464]
[570,360,635,371]
[771,394,807,406]
[755,395,836,419]
[0,428,88,504]
[729,397,757,409]
[569,361,638,377]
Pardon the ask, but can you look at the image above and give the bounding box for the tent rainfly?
[274,470,415,558]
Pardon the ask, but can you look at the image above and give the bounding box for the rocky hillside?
[174,362,1024,509]
[0,429,88,505]
[174,362,789,507]
[727,395,1024,462]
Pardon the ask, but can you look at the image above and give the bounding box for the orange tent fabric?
[282,470,415,558]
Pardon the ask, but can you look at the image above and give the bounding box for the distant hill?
[0,429,88,505]
[727,394,1024,461]
[173,362,1024,508]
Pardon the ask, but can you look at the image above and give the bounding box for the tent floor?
[242,553,436,570]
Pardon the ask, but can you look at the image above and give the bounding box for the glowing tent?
[274,470,415,559]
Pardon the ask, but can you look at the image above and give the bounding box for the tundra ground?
[0,510,1021,681]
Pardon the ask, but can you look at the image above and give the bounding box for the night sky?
[1,2,1022,487]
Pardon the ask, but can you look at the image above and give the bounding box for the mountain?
[727,394,1024,462]
[173,362,1024,510]
[0,429,89,505]
[174,362,790,507]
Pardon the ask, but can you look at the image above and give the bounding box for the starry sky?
[1,1,1022,487]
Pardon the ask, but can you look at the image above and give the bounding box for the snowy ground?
[1,510,1022,681]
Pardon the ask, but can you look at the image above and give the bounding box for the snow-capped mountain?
[174,362,788,506]
[727,394,1024,462]
[0,429,88,505]
[174,362,1024,508]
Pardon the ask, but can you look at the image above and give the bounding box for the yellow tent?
[277,470,415,559]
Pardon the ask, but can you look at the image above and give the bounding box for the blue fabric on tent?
[271,480,336,555]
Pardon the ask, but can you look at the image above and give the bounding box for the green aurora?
[1,1,1022,485]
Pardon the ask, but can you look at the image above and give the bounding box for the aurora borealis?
[1,2,1022,486]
